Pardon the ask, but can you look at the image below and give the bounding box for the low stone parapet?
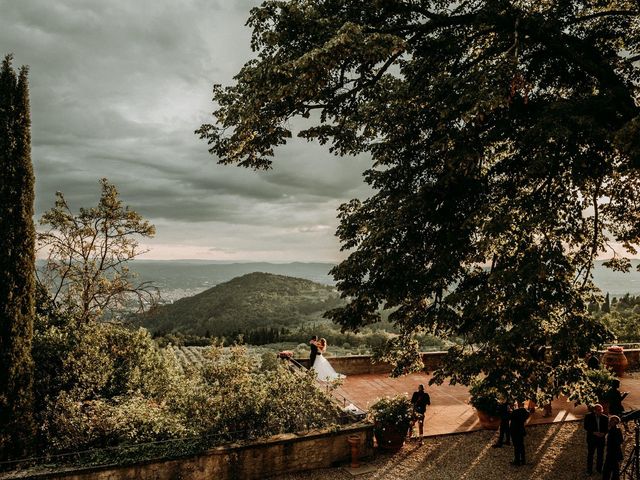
[296,352,446,375]
[0,423,374,480]
[297,349,640,376]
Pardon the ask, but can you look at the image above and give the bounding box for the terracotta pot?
[476,409,501,430]
[347,434,361,468]
[374,422,409,450]
[603,347,628,377]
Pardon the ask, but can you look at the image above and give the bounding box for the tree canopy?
[38,179,158,324]
[199,0,640,402]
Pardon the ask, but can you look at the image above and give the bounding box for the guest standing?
[602,415,624,480]
[510,401,530,466]
[493,400,511,448]
[584,404,608,475]
[606,380,628,417]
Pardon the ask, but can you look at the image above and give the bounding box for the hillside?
[134,272,344,338]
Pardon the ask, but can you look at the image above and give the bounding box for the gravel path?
[278,422,636,480]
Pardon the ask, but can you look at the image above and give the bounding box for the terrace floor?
[331,372,640,437]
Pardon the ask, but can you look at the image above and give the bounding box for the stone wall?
[4,423,373,480]
[624,349,640,369]
[306,352,446,374]
[297,349,640,376]
[296,352,446,375]
[296,355,393,375]
[596,348,640,370]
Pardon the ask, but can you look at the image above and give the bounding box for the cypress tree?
[0,54,36,458]
[603,293,611,314]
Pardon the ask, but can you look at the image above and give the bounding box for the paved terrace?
[331,372,640,437]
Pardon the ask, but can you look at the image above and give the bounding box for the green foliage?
[38,178,158,324]
[369,395,412,426]
[43,392,191,452]
[601,311,640,342]
[154,331,212,347]
[580,368,616,405]
[199,0,639,401]
[32,296,340,457]
[136,272,343,338]
[260,351,279,371]
[0,53,35,457]
[591,293,640,342]
[603,293,611,313]
[373,335,425,377]
[468,380,501,416]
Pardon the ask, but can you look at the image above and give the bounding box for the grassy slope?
[135,272,344,337]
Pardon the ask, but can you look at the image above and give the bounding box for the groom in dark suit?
[309,335,318,368]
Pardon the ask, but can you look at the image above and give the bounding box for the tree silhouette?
[199,1,638,401]
[0,54,36,458]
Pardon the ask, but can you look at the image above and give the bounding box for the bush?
[369,395,412,426]
[261,351,279,371]
[569,368,615,405]
[469,380,501,416]
[42,393,191,451]
[33,298,341,457]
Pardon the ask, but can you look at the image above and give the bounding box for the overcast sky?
[1,0,372,262]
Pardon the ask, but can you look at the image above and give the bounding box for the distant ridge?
[128,260,335,292]
[134,272,343,337]
[124,259,640,298]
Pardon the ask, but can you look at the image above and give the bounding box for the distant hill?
[592,260,640,296]
[111,259,640,302]
[124,260,335,302]
[134,272,344,337]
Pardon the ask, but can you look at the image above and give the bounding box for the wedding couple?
[309,335,345,381]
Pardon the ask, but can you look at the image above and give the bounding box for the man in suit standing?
[510,401,530,466]
[409,384,431,445]
[309,335,319,369]
[493,399,511,448]
[584,403,608,475]
[606,379,628,417]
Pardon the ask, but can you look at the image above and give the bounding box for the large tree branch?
[567,9,639,25]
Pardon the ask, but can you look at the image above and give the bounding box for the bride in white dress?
[312,338,346,381]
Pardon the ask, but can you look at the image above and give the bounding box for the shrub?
[42,393,191,451]
[369,395,412,426]
[569,368,615,405]
[469,380,501,416]
[261,351,279,371]
[34,311,341,457]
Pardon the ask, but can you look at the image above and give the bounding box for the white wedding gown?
[312,354,346,381]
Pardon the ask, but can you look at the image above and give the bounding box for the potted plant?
[469,380,502,430]
[369,395,413,450]
[584,367,616,413]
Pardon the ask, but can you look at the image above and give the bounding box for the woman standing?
[602,415,624,480]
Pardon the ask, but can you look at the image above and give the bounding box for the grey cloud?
[3,0,371,261]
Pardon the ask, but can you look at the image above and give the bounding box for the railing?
[602,343,640,350]
[284,357,367,420]
[0,430,247,473]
